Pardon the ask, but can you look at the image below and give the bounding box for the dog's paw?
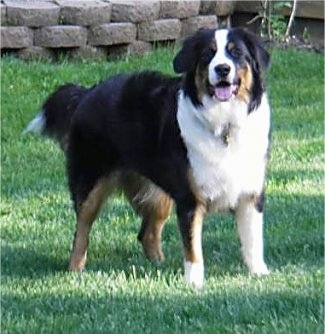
[142,245,165,262]
[184,261,204,288]
[69,256,87,272]
[249,262,270,276]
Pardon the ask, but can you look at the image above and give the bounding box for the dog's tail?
[24,83,89,151]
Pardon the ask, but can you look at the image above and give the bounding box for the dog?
[25,27,271,288]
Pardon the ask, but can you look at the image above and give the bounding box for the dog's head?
[173,28,270,112]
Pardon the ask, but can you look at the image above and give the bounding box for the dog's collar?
[211,123,231,146]
[220,123,231,146]
[191,107,231,146]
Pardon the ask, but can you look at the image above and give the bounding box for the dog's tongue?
[214,85,233,101]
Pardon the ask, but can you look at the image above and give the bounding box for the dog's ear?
[240,28,270,71]
[173,28,214,74]
[173,35,196,73]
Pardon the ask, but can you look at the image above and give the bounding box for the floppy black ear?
[173,34,198,73]
[234,28,270,70]
[242,28,270,71]
[173,28,215,74]
[252,38,270,71]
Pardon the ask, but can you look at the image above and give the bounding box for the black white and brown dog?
[25,27,271,288]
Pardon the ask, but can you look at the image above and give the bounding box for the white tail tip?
[23,112,45,135]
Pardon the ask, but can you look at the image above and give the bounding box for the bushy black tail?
[24,83,89,151]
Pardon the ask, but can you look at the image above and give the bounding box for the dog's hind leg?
[121,173,173,261]
[68,177,114,271]
[136,191,173,261]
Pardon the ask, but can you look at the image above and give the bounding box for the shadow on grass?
[2,191,323,281]
[2,189,323,331]
[1,243,68,277]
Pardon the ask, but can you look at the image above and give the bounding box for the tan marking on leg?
[179,202,206,288]
[120,172,173,261]
[179,170,207,286]
[139,192,173,261]
[69,221,91,271]
[183,204,206,263]
[69,177,115,271]
[183,169,207,263]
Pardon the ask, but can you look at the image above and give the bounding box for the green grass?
[1,47,324,333]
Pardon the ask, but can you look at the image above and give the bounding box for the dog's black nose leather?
[214,64,231,77]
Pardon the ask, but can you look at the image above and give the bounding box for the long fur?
[25,28,271,288]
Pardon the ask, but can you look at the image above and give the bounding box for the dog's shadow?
[3,190,323,280]
[2,242,66,278]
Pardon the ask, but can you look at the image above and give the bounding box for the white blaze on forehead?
[215,29,229,51]
[208,29,236,85]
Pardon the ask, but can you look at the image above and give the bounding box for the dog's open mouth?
[208,81,239,101]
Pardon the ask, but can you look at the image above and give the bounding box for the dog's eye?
[229,47,242,58]
[201,48,216,65]
[228,43,242,58]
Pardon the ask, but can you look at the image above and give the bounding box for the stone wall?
[0,0,323,61]
[0,0,231,61]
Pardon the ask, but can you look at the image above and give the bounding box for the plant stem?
[285,0,297,39]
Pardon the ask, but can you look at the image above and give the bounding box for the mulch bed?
[269,35,324,53]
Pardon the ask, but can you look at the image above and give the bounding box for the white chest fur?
[177,91,270,211]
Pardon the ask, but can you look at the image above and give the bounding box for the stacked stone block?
[6,0,60,27]
[0,0,238,61]
[110,0,160,23]
[58,0,112,25]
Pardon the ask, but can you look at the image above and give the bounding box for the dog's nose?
[214,64,231,77]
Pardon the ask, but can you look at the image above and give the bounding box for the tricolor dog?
[25,28,271,288]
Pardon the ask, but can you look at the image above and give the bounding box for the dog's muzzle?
[208,81,239,101]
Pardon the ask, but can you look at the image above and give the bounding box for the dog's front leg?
[176,196,206,288]
[236,194,269,275]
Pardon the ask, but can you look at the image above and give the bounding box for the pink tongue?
[214,85,233,101]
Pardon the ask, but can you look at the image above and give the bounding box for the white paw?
[249,262,270,276]
[184,261,204,288]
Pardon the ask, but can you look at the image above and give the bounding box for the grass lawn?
[1,47,324,333]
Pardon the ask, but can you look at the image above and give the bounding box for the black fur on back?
[66,72,188,204]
